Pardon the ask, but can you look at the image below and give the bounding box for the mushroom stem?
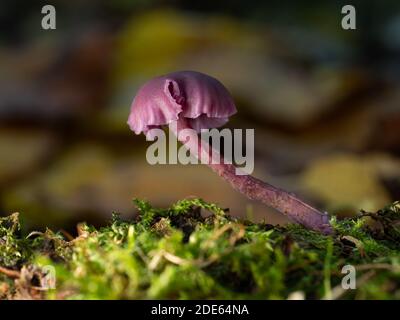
[171,118,333,235]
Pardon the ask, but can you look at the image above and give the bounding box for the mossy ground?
[1,199,400,300]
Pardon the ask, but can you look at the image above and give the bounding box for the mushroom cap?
[127,71,237,137]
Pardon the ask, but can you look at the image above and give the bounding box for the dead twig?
[355,263,400,272]
[0,266,21,278]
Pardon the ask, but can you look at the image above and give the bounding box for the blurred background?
[0,0,399,232]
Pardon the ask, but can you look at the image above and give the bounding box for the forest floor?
[1,199,399,300]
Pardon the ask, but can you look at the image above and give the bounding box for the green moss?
[1,200,400,300]
[0,213,31,267]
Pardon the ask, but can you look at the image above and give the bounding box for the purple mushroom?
[128,71,332,234]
